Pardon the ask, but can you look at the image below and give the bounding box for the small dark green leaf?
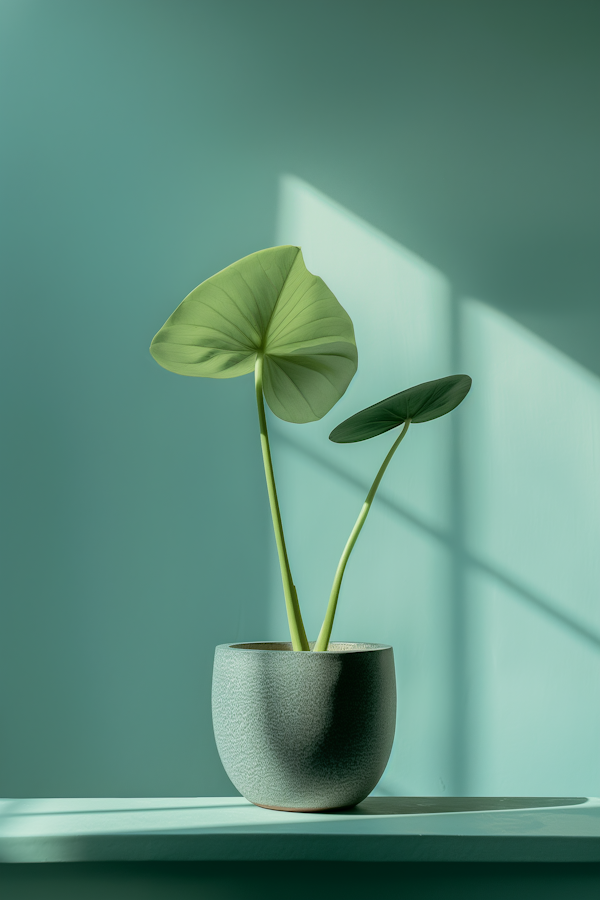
[329,374,472,443]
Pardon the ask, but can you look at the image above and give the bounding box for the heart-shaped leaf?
[329,374,472,442]
[150,245,358,424]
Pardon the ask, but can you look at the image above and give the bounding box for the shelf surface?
[1,796,599,863]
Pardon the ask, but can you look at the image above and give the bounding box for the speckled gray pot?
[212,641,396,811]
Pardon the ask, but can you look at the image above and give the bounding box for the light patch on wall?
[271,175,457,796]
[275,174,455,533]
[462,297,600,635]
[462,298,600,795]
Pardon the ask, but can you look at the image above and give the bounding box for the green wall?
[1,0,598,798]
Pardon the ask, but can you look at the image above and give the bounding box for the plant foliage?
[150,245,358,424]
[329,374,472,443]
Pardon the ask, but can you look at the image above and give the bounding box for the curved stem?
[255,355,309,651]
[314,419,411,651]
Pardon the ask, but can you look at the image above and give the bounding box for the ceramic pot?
[212,641,396,812]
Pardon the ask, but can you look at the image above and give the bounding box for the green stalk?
[314,419,411,651]
[255,355,309,651]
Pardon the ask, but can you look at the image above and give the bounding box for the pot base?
[253,801,357,814]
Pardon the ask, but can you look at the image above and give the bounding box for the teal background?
[1,0,599,799]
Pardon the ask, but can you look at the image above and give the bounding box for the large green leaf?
[329,374,472,442]
[150,245,358,424]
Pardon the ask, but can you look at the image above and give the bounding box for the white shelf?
[1,796,599,863]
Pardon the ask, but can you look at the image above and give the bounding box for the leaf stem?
[255,355,309,651]
[314,419,411,651]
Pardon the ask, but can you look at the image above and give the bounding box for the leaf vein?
[268,357,319,418]
[187,288,260,347]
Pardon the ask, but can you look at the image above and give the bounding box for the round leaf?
[329,374,472,443]
[150,246,358,424]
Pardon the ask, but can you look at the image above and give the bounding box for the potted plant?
[150,245,471,811]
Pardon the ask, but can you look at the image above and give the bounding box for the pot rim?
[216,641,393,654]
